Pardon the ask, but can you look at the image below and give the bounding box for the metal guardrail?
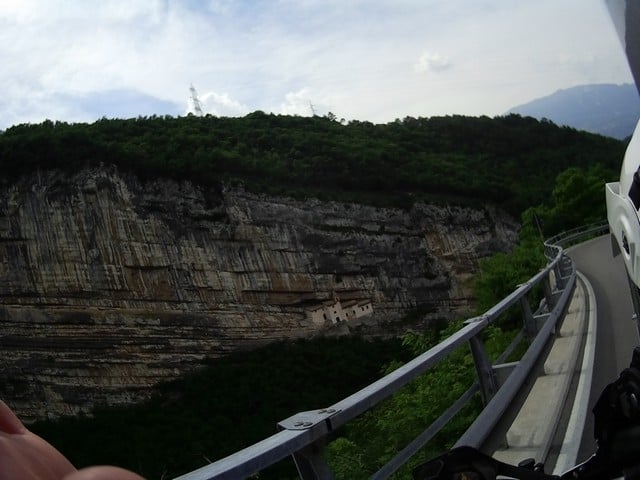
[544,221,609,250]
[175,224,608,480]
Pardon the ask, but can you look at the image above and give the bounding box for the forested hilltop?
[0,113,625,214]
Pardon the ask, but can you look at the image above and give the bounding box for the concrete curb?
[493,272,591,467]
[553,271,597,474]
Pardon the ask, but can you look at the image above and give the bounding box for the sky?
[0,0,635,130]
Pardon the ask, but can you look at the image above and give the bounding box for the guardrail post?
[291,443,334,480]
[519,296,537,338]
[553,263,564,289]
[468,335,498,404]
[278,409,337,480]
[542,275,559,309]
[554,255,572,289]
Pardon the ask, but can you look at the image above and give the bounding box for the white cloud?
[277,89,314,116]
[414,51,452,73]
[196,91,249,117]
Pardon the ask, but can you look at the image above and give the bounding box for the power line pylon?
[190,84,204,116]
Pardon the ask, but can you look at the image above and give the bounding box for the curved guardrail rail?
[175,223,608,480]
[545,221,609,250]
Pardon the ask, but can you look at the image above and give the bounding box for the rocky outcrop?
[0,166,518,422]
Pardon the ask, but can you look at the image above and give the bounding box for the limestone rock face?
[0,166,517,422]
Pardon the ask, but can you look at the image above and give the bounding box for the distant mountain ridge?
[507,83,640,140]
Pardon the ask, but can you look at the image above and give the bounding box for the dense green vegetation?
[325,321,526,479]
[475,163,616,311]
[31,337,413,479]
[11,113,623,478]
[0,113,624,214]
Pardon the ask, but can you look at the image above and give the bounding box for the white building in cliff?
[307,298,373,326]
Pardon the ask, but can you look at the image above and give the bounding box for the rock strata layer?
[0,166,517,422]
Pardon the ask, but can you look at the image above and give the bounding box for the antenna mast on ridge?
[190,84,204,116]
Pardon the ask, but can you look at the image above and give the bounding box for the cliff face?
[0,166,518,421]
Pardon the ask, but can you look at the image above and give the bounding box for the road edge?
[552,270,598,474]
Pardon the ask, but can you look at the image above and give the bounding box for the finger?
[0,401,25,435]
[0,431,77,479]
[63,466,146,480]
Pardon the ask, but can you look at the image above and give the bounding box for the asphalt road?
[568,234,639,460]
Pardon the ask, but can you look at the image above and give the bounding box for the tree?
[533,164,615,236]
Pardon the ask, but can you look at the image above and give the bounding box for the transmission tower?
[190,84,204,116]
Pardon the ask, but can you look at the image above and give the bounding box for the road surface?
[568,234,639,460]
